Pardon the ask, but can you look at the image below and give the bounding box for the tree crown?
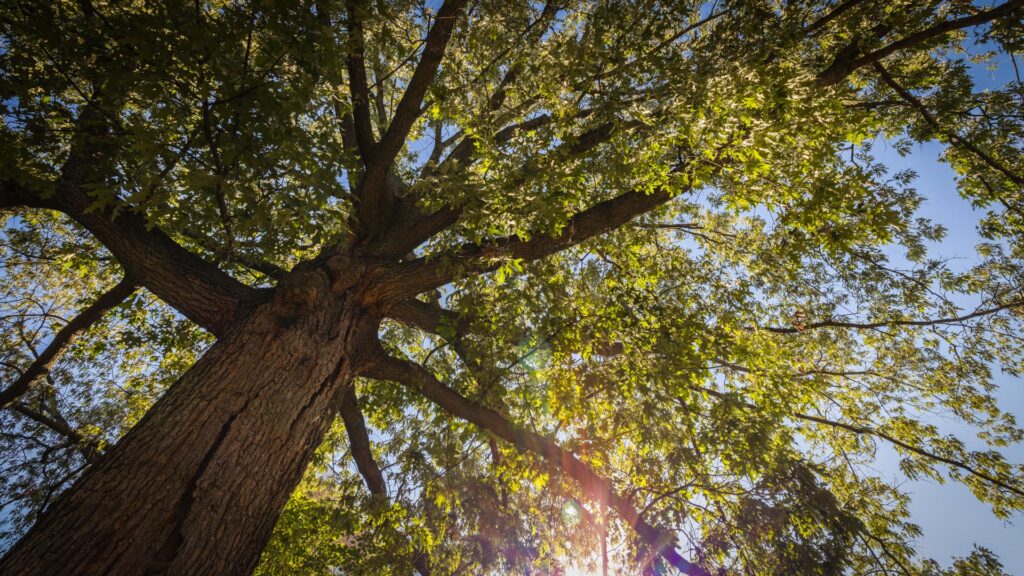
[2,0,1024,574]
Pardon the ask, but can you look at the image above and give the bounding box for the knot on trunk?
[322,253,364,293]
[271,268,329,323]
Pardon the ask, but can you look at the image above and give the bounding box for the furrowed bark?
[361,351,711,576]
[0,281,365,576]
[0,276,137,410]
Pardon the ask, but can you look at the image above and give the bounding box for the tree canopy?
[1,0,1024,574]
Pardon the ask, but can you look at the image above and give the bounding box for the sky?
[864,42,1024,572]
[871,138,1024,573]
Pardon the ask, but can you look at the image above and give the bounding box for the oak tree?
[2,0,1024,574]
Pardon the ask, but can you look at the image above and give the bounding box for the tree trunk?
[0,285,364,576]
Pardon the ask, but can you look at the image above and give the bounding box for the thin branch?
[793,411,1024,498]
[760,297,1024,334]
[0,276,137,409]
[8,402,103,464]
[693,385,1024,498]
[434,112,554,175]
[805,0,871,34]
[872,62,1023,185]
[177,227,286,280]
[591,8,728,83]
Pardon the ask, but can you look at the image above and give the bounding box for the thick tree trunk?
[0,284,364,576]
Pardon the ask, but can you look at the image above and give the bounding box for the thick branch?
[1,180,257,336]
[361,351,710,576]
[816,0,1024,86]
[388,298,464,335]
[356,0,469,239]
[0,276,137,410]
[2,94,258,336]
[345,0,376,160]
[63,193,257,336]
[376,185,680,303]
[396,298,1024,509]
[367,114,557,258]
[338,385,387,495]
[380,4,561,255]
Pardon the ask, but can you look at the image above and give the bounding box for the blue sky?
[874,138,1024,572]
[874,43,1024,571]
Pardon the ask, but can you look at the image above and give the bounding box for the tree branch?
[356,0,469,240]
[0,276,137,410]
[375,184,682,303]
[793,410,1024,498]
[337,385,432,576]
[361,350,710,576]
[345,0,376,161]
[760,297,1024,334]
[8,401,103,465]
[58,190,256,336]
[872,62,1024,185]
[816,0,1024,86]
[2,98,259,336]
[388,298,464,335]
[805,0,870,34]
[338,385,388,495]
[693,384,1024,499]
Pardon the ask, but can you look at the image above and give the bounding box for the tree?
[1,0,1023,574]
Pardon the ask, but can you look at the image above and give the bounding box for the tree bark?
[0,282,366,576]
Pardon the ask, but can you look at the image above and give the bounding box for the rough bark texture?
[0,278,364,576]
